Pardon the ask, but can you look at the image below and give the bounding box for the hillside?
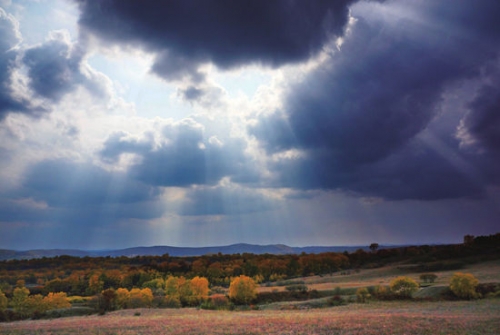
[0,244,374,261]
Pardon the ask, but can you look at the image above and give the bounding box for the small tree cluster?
[10,287,70,318]
[96,287,153,312]
[164,276,209,307]
[449,272,478,299]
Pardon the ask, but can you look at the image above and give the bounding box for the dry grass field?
[1,299,499,335]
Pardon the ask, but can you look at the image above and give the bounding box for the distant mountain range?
[0,243,381,261]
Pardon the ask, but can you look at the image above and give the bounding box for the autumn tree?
[390,276,418,299]
[164,276,181,307]
[98,289,117,312]
[450,272,478,299]
[26,294,47,316]
[177,277,195,306]
[229,275,257,305]
[115,288,130,309]
[129,288,153,308]
[190,276,209,303]
[44,292,71,310]
[88,274,104,295]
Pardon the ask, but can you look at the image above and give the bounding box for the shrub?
[419,273,438,283]
[285,284,308,293]
[390,276,418,299]
[327,295,346,307]
[450,272,479,299]
[356,287,370,303]
[200,294,232,310]
[370,285,393,300]
[163,295,181,308]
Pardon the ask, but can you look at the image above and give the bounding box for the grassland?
[1,299,499,335]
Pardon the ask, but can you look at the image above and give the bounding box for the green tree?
[390,276,418,299]
[450,272,478,299]
[0,290,7,311]
[12,287,30,316]
[229,275,257,305]
[369,243,379,253]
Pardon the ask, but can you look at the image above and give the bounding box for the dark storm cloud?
[22,38,80,101]
[251,0,500,200]
[74,0,358,80]
[0,8,37,120]
[458,69,500,155]
[22,35,108,102]
[180,186,274,216]
[100,119,252,187]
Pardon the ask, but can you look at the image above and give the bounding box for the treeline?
[0,233,498,300]
[0,252,349,297]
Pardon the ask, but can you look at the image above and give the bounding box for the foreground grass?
[1,299,499,335]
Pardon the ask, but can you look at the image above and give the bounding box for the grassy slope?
[259,259,500,293]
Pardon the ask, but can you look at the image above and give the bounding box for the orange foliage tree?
[190,276,209,302]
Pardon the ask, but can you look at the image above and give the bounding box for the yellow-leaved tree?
[190,276,209,303]
[229,275,257,305]
[129,288,153,308]
[44,292,71,310]
[115,288,130,309]
[389,276,418,299]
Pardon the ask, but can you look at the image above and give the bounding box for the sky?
[0,0,499,250]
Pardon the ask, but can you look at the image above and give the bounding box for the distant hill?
[0,244,376,261]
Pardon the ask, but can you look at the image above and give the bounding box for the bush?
[390,277,418,299]
[163,295,181,308]
[419,273,438,283]
[356,287,370,303]
[450,272,479,299]
[476,283,500,297]
[285,284,308,293]
[369,285,393,300]
[327,295,346,307]
[200,294,232,310]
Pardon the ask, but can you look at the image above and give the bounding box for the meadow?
[1,259,500,334]
[1,299,499,335]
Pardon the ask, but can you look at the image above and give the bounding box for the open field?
[259,259,500,293]
[1,299,499,335]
